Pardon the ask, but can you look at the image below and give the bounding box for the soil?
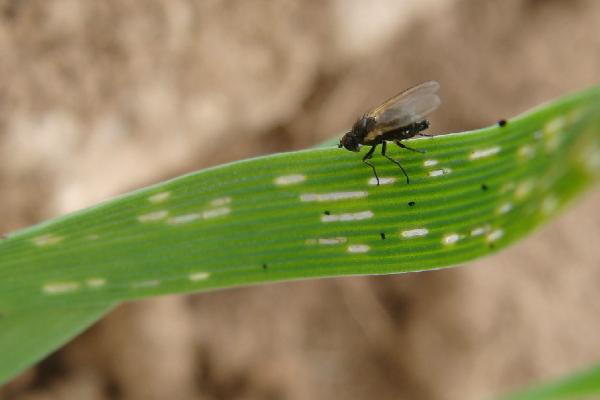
[1,0,600,399]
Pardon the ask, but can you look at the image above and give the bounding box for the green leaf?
[0,304,113,385]
[500,362,600,400]
[1,85,600,384]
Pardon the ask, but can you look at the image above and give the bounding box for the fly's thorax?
[351,116,377,142]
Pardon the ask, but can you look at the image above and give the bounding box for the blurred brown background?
[1,0,600,399]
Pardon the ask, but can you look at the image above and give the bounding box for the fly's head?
[339,132,360,152]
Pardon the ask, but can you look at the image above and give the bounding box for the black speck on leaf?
[498,119,507,127]
[380,232,386,240]
[481,184,489,191]
[408,201,415,206]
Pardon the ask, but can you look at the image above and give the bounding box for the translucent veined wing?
[366,80,440,131]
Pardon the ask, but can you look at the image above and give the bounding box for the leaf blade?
[1,84,599,384]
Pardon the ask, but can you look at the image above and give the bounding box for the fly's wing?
[365,81,440,137]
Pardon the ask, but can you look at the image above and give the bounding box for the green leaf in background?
[1,85,599,386]
[500,361,600,400]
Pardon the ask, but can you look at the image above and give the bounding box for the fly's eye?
[346,136,359,151]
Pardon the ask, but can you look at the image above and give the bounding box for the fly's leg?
[382,141,410,184]
[362,145,379,186]
[395,140,426,154]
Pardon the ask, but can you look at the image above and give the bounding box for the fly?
[339,80,441,185]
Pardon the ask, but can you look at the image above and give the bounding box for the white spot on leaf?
[168,213,201,225]
[86,278,106,288]
[43,282,80,295]
[470,146,501,160]
[132,280,160,288]
[189,272,210,281]
[316,237,347,245]
[442,233,460,245]
[401,228,429,238]
[138,210,168,222]
[514,180,535,199]
[497,202,513,215]
[202,207,230,219]
[544,116,566,135]
[423,159,438,167]
[471,225,490,237]
[33,234,64,246]
[274,174,306,185]
[368,177,395,185]
[487,229,504,242]
[148,192,171,204]
[321,210,374,222]
[518,145,535,159]
[210,197,231,206]
[300,191,367,202]
[347,244,370,253]
[543,116,566,152]
[429,168,452,177]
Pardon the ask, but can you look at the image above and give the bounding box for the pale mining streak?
[515,180,535,199]
[442,233,460,245]
[470,225,490,237]
[168,213,201,225]
[368,177,395,185]
[543,117,565,152]
[300,191,367,202]
[86,278,106,288]
[544,116,566,135]
[203,207,231,219]
[132,280,161,288]
[497,202,513,215]
[321,210,374,223]
[138,210,168,222]
[33,234,64,246]
[401,228,429,238]
[148,191,171,203]
[316,237,347,245]
[429,168,452,177]
[518,145,535,159]
[487,229,504,242]
[347,244,370,253]
[189,272,210,281]
[210,197,232,206]
[275,174,306,185]
[423,159,439,167]
[470,146,501,160]
[43,282,80,295]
